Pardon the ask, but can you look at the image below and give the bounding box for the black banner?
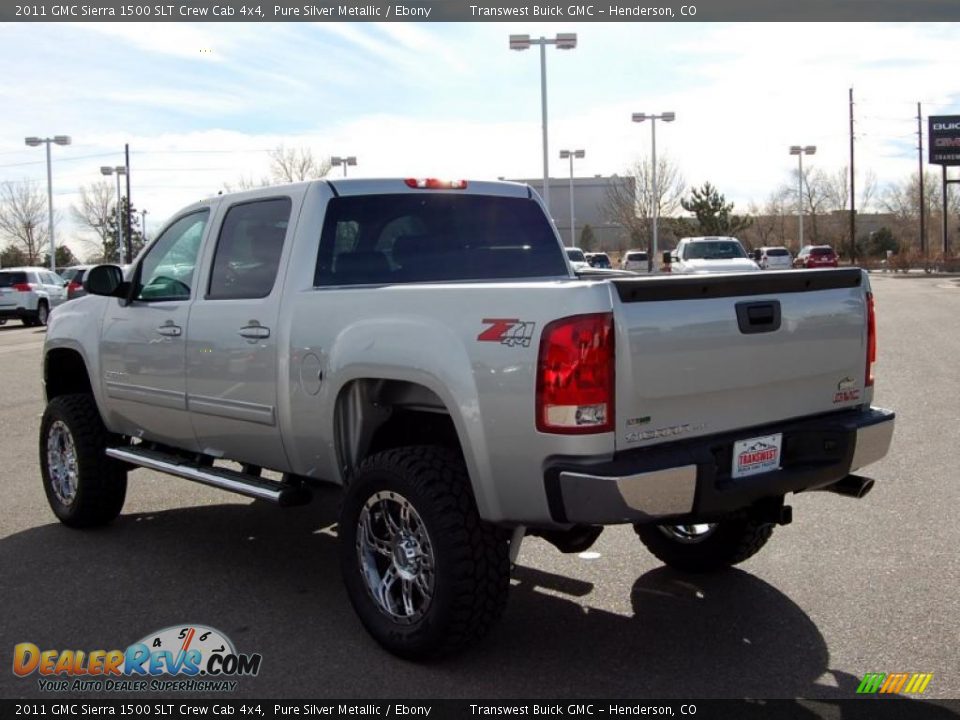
[3,0,960,22]
[1,699,960,720]
[929,116,960,167]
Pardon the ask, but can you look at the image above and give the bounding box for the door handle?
[156,323,182,337]
[239,324,271,340]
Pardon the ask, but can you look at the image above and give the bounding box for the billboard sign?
[929,115,960,166]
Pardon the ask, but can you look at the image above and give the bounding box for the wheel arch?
[332,377,498,520]
[44,347,94,402]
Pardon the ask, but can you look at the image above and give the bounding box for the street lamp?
[632,112,675,272]
[140,209,149,245]
[509,33,578,219]
[101,166,127,264]
[789,145,816,248]
[24,135,71,270]
[559,149,585,247]
[331,156,357,177]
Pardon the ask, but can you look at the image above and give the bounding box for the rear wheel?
[634,517,774,573]
[36,301,49,326]
[339,446,510,659]
[39,394,127,528]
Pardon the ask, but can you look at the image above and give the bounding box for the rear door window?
[208,197,292,300]
[314,194,566,286]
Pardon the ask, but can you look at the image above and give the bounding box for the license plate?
[732,433,783,479]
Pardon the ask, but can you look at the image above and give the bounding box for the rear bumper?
[544,406,895,525]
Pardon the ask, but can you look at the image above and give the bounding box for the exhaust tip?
[826,475,875,499]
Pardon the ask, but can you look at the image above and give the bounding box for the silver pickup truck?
[40,178,894,658]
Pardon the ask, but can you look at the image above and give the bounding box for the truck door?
[185,195,296,471]
[100,209,210,450]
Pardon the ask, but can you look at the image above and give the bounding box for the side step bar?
[106,446,312,507]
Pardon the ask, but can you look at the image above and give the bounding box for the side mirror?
[62,280,70,287]
[84,265,126,298]
[753,249,762,262]
[662,251,672,265]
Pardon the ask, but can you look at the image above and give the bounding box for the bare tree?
[0,180,51,265]
[269,144,332,182]
[72,181,114,262]
[882,170,944,252]
[223,144,332,192]
[603,155,685,252]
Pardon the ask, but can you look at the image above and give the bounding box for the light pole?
[140,209,149,245]
[101,166,127,264]
[509,33,578,220]
[559,149,585,247]
[789,145,816,248]
[24,135,71,270]
[632,112,675,272]
[331,156,357,177]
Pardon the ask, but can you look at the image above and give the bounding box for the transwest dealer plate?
[732,433,783,479]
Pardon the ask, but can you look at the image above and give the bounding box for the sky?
[0,21,957,259]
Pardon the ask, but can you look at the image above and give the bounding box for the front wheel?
[39,394,127,528]
[634,517,774,573]
[338,446,510,659]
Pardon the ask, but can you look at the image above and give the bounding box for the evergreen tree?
[681,182,752,236]
[579,224,597,252]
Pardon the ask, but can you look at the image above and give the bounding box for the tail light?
[12,282,31,292]
[536,313,614,434]
[68,280,82,292]
[865,292,876,387]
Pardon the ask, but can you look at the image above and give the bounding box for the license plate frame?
[732,433,783,479]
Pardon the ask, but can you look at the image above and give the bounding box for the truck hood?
[677,258,761,273]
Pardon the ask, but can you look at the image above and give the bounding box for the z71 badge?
[478,319,536,348]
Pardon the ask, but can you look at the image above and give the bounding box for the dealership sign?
[929,115,960,166]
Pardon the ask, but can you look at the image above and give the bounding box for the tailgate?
[611,269,869,451]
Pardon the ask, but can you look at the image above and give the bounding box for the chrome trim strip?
[105,447,282,502]
[850,417,895,471]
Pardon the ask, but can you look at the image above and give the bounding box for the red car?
[794,245,838,268]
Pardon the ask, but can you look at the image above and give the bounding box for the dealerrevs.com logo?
[13,624,261,693]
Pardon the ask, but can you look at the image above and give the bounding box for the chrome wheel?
[658,523,717,544]
[356,490,435,624]
[46,420,79,505]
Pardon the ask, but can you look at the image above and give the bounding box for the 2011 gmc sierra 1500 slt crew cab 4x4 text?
[39,178,894,659]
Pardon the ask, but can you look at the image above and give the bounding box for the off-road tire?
[634,517,774,573]
[339,446,510,660]
[39,393,127,528]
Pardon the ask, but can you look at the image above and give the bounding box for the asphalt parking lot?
[0,275,958,704]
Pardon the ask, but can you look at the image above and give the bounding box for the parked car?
[0,267,67,326]
[756,246,793,270]
[585,252,612,269]
[621,250,650,272]
[667,236,760,274]
[59,265,93,300]
[564,246,590,271]
[795,245,839,269]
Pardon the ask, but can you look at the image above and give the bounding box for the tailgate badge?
[834,376,861,404]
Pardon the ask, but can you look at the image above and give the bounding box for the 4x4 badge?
[478,319,535,348]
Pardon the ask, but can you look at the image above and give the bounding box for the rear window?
[315,194,566,286]
[766,248,790,257]
[811,247,835,256]
[61,268,87,283]
[566,248,586,263]
[0,271,27,287]
[626,252,648,262]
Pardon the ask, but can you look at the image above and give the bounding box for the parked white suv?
[756,246,793,270]
[0,267,67,326]
[621,250,650,273]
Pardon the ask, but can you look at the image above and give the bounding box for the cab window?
[136,211,209,301]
